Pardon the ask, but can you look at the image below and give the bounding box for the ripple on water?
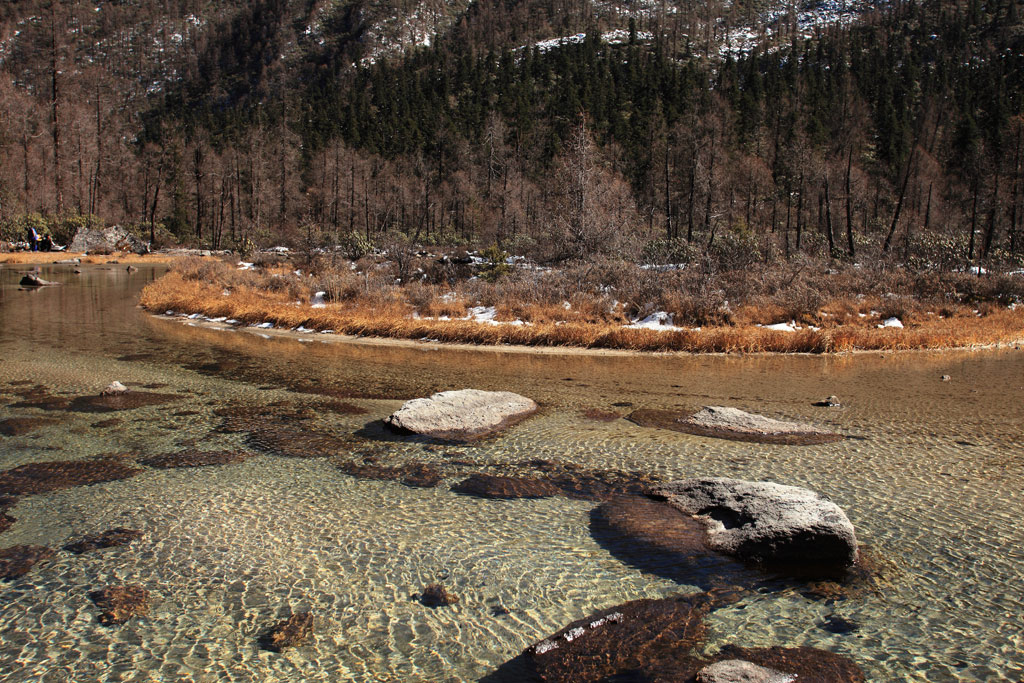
[0,267,1022,681]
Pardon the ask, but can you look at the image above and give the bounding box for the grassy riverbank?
[138,256,1024,353]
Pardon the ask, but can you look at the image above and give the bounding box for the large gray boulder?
[70,226,149,255]
[384,389,537,441]
[697,660,796,683]
[650,478,858,569]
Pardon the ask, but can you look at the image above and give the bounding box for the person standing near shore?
[27,225,39,251]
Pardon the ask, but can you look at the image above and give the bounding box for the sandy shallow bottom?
[0,264,1022,682]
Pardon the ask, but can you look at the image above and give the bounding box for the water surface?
[0,263,1022,681]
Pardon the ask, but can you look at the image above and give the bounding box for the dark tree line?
[1,0,1022,268]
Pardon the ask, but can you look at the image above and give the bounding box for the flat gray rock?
[650,477,858,569]
[384,389,537,441]
[686,406,840,443]
[697,659,796,683]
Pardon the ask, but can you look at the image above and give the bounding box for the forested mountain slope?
[1,0,1021,273]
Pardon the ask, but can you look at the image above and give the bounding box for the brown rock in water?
[336,461,442,488]
[0,458,142,497]
[520,592,720,682]
[0,498,15,534]
[628,407,843,445]
[0,417,56,437]
[322,401,369,415]
[89,585,150,625]
[419,583,459,607]
[19,273,60,287]
[244,424,341,458]
[259,613,314,651]
[0,545,56,580]
[138,450,252,469]
[451,474,562,500]
[69,390,180,413]
[496,593,864,683]
[64,528,144,554]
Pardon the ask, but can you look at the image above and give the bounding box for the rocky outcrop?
[384,389,538,441]
[650,478,858,570]
[0,545,55,580]
[628,406,842,445]
[259,613,314,651]
[70,226,149,255]
[90,585,150,625]
[64,528,144,554]
[418,583,460,607]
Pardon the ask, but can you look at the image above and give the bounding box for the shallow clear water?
[0,263,1022,682]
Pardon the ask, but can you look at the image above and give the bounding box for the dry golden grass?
[140,272,1024,353]
[0,251,180,265]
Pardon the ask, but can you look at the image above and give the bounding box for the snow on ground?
[762,320,799,332]
[625,311,689,332]
[880,317,904,328]
[311,291,327,308]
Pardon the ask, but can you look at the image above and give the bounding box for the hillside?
[0,0,1022,282]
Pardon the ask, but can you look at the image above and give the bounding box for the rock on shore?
[650,478,858,570]
[384,389,538,441]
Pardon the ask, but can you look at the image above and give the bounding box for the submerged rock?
[628,406,842,445]
[517,592,719,682]
[336,461,442,488]
[19,273,60,287]
[0,545,55,580]
[139,450,251,469]
[259,613,314,651]
[64,528,144,554]
[89,585,150,625]
[697,659,795,683]
[491,592,864,683]
[451,474,562,499]
[68,390,180,413]
[580,408,621,422]
[245,426,340,458]
[650,478,858,571]
[0,417,56,437]
[0,458,143,497]
[0,498,15,534]
[384,389,538,441]
[812,396,842,408]
[418,583,459,607]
